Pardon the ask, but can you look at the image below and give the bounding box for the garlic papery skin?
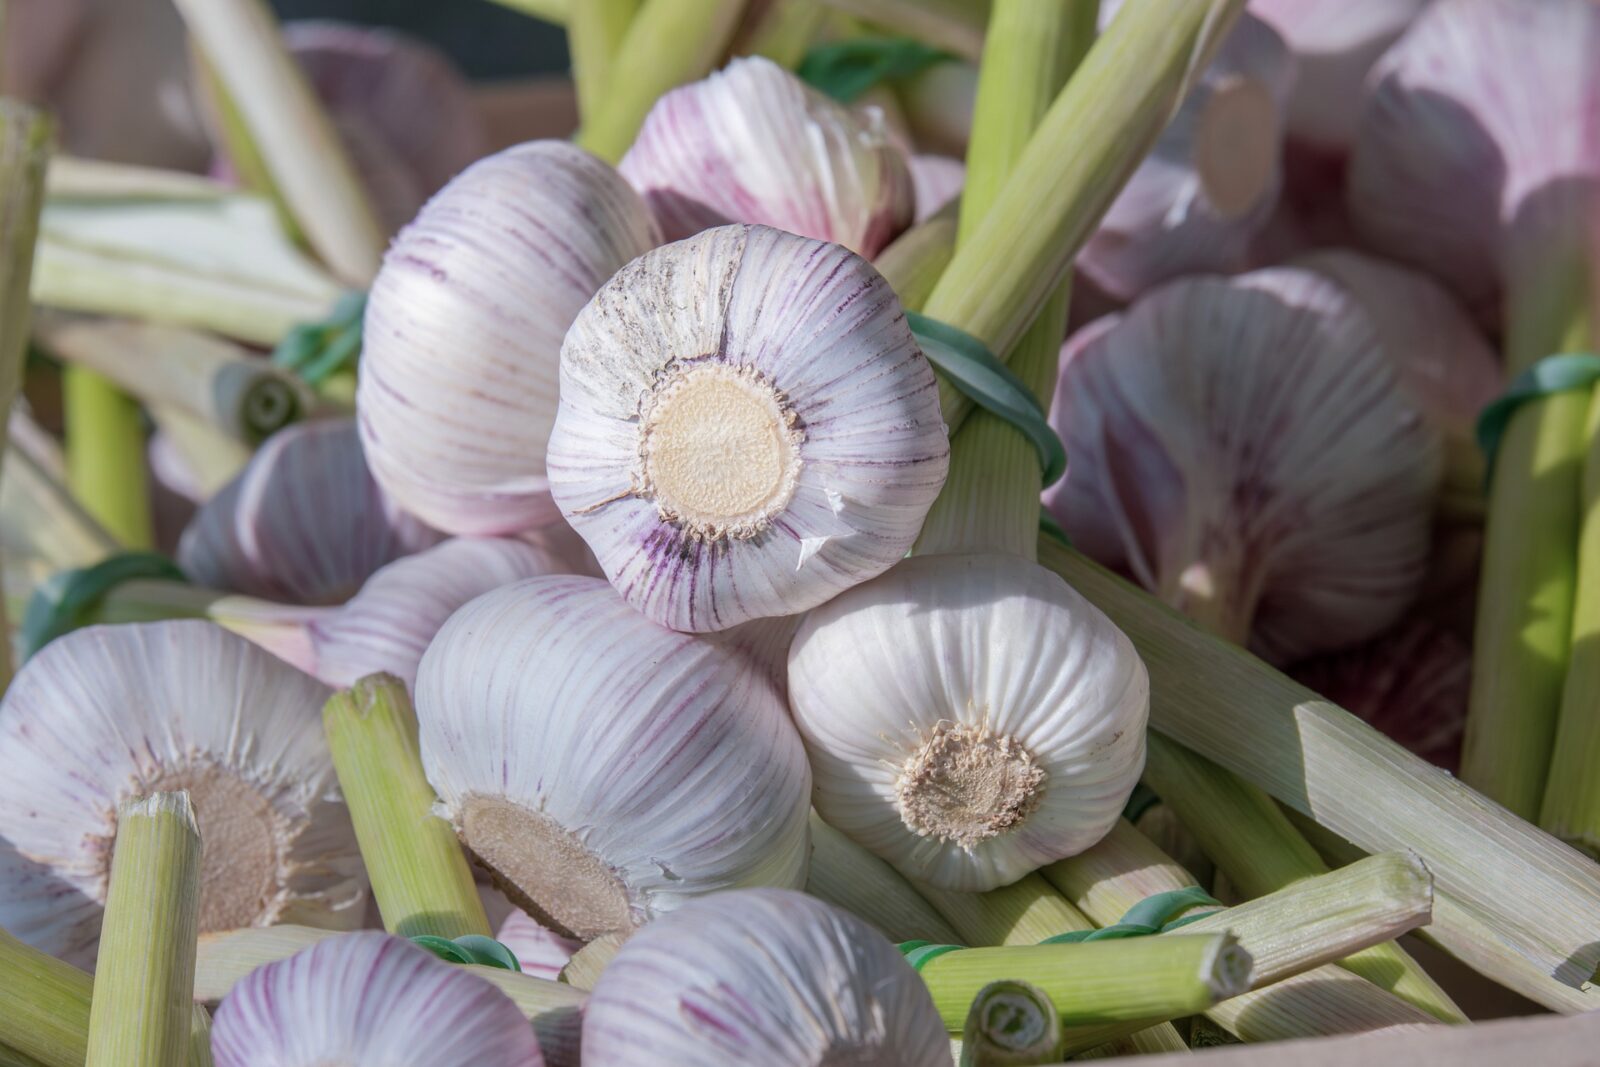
[583,888,948,1067]
[618,57,915,257]
[1043,269,1443,663]
[910,154,966,223]
[788,553,1149,892]
[357,140,662,536]
[0,621,364,968]
[212,931,544,1067]
[178,418,442,606]
[1249,0,1428,154]
[1078,12,1294,301]
[496,910,581,981]
[415,575,812,939]
[548,224,949,632]
[1347,0,1600,314]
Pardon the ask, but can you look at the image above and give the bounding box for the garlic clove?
[1043,268,1443,663]
[211,931,544,1067]
[178,418,443,607]
[0,621,364,968]
[583,888,948,1066]
[495,910,582,981]
[357,140,662,536]
[788,553,1149,892]
[618,56,915,257]
[910,154,965,223]
[1079,11,1295,301]
[548,224,949,633]
[415,575,812,940]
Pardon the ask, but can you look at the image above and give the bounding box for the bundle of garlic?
[0,621,365,969]
[1044,268,1442,663]
[582,889,948,1066]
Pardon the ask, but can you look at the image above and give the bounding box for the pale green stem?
[873,208,957,313]
[484,0,572,23]
[732,0,828,68]
[557,932,626,991]
[323,674,492,939]
[193,54,306,249]
[149,404,254,498]
[63,367,153,550]
[813,0,988,61]
[960,980,1062,1066]
[569,0,641,124]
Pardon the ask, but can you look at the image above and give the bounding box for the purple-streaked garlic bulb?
[788,554,1149,892]
[178,419,442,606]
[1249,0,1429,154]
[910,154,965,222]
[0,621,363,968]
[0,0,88,101]
[211,931,544,1067]
[618,57,915,257]
[415,576,812,939]
[583,889,947,1066]
[1079,11,1294,301]
[496,910,581,981]
[1291,618,1468,772]
[1043,269,1443,663]
[547,225,949,633]
[357,140,661,537]
[1348,0,1600,315]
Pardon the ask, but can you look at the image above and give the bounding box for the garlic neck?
[1193,74,1279,220]
[1164,554,1261,648]
[894,721,1046,849]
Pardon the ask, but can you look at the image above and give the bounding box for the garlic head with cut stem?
[0,621,364,968]
[583,888,948,1066]
[548,224,949,633]
[788,553,1149,892]
[357,140,661,536]
[1043,268,1443,663]
[416,575,812,940]
[619,56,915,257]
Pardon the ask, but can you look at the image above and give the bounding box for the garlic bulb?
[583,888,948,1066]
[178,418,442,605]
[1249,0,1429,153]
[357,140,661,536]
[1348,0,1600,313]
[0,621,363,968]
[416,575,812,939]
[1043,269,1443,663]
[618,57,915,257]
[910,154,965,223]
[788,553,1149,891]
[496,910,581,981]
[0,0,87,101]
[212,931,544,1067]
[548,224,949,632]
[1078,11,1294,300]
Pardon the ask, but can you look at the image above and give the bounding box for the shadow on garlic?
[415,575,812,940]
[548,224,950,633]
[0,621,365,969]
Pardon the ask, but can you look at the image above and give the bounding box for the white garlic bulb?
[583,888,948,1066]
[619,56,915,257]
[416,575,812,939]
[1043,268,1443,663]
[212,931,544,1067]
[0,621,364,968]
[788,553,1150,892]
[1079,11,1294,300]
[357,140,661,536]
[548,224,949,633]
[178,418,442,605]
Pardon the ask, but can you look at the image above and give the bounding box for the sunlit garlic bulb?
[1348,0,1600,314]
[548,224,949,632]
[619,57,915,257]
[212,932,544,1067]
[179,419,441,605]
[416,575,812,939]
[0,621,363,968]
[788,554,1149,891]
[1043,269,1443,663]
[584,889,948,1066]
[358,140,661,536]
[1079,11,1294,300]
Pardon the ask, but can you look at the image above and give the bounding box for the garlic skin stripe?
[1044,268,1442,664]
[788,553,1150,892]
[357,139,661,537]
[0,621,364,969]
[211,931,544,1067]
[178,418,442,606]
[549,224,949,633]
[619,56,915,257]
[583,888,948,1066]
[416,575,812,940]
